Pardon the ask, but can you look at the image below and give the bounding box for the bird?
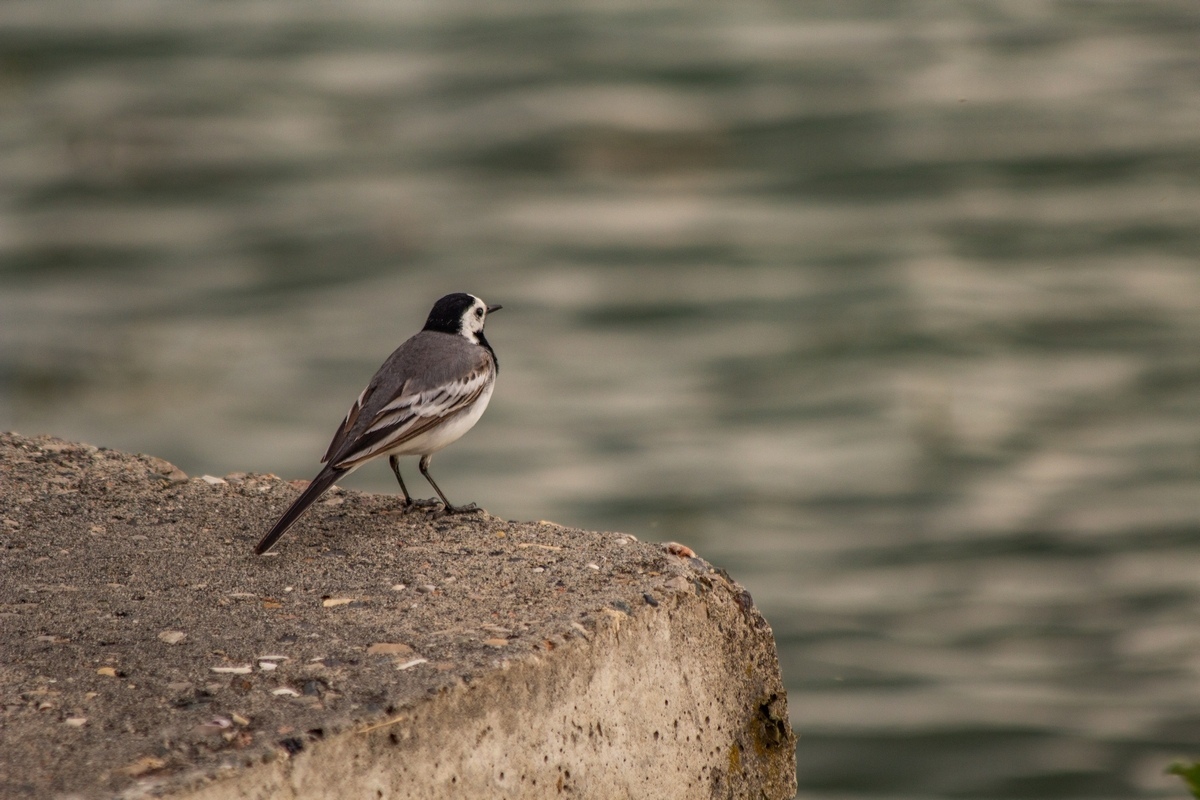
[254,292,501,554]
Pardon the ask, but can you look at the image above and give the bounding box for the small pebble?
[532,567,545,573]
[147,457,188,482]
[643,593,660,607]
[200,475,227,486]
[65,717,88,727]
[663,576,691,593]
[158,630,186,645]
[664,541,696,558]
[587,563,600,570]
[395,658,428,671]
[210,666,252,675]
[390,584,407,591]
[321,598,354,608]
[121,756,166,777]
[272,688,300,697]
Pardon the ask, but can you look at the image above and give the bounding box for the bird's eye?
[475,308,484,317]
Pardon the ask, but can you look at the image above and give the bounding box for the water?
[3,2,1200,797]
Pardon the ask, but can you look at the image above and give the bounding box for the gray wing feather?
[319,331,492,468]
[321,384,377,463]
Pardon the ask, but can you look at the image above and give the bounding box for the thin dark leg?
[389,455,413,506]
[418,454,479,514]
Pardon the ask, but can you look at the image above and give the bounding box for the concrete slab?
[0,432,795,798]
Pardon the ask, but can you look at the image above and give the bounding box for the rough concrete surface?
[0,432,796,799]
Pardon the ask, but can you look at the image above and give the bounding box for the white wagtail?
[254,293,501,554]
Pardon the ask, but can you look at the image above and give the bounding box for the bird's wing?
[320,384,378,464]
[329,359,493,470]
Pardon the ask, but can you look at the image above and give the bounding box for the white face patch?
[459,296,489,342]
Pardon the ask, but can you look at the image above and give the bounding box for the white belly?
[384,379,494,457]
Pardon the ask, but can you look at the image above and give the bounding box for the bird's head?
[423,293,502,344]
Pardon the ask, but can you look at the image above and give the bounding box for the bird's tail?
[254,467,348,554]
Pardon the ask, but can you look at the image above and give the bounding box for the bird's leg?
[389,455,415,509]
[393,455,441,509]
[419,454,479,514]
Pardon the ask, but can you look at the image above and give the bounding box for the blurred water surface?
[3,2,1200,797]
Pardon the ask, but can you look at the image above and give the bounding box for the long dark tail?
[254,467,348,554]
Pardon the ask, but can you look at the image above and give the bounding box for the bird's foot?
[401,497,442,513]
[440,502,481,516]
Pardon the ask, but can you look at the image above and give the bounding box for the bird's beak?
[487,304,503,314]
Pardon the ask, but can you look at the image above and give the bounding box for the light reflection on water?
[3,3,1200,797]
